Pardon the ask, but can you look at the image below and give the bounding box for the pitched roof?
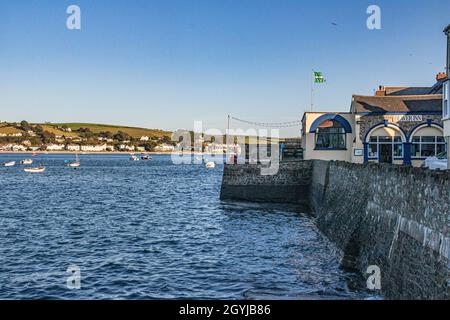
[384,87,434,96]
[383,81,444,96]
[351,94,443,114]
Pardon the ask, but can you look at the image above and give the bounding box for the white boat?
[24,166,46,173]
[3,161,16,167]
[68,162,81,168]
[206,161,216,169]
[21,159,33,165]
[67,154,80,167]
[130,155,139,161]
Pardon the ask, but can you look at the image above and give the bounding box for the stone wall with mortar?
[315,162,449,300]
[220,161,312,207]
[220,160,450,299]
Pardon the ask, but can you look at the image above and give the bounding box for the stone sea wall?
[220,161,312,207]
[316,162,450,300]
[220,160,450,300]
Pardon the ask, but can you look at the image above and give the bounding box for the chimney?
[436,72,448,81]
[445,24,450,77]
[375,85,386,96]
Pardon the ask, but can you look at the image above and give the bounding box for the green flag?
[314,71,326,83]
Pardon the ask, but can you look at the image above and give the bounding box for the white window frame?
[368,136,404,160]
[411,136,446,159]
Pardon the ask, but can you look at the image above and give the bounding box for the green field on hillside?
[48,123,172,138]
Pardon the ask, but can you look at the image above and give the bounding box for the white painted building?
[140,136,150,141]
[203,143,241,155]
[118,144,135,151]
[81,144,110,152]
[47,144,66,151]
[67,144,81,151]
[2,144,28,151]
[154,144,175,152]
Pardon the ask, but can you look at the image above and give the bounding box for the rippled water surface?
[0,154,374,300]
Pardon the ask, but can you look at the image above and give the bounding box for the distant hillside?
[47,123,172,139]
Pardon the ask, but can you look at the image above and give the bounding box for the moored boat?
[67,162,81,168]
[206,161,216,169]
[21,159,33,165]
[67,154,80,168]
[3,161,16,167]
[130,155,139,161]
[24,166,46,173]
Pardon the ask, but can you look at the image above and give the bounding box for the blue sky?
[0,0,449,136]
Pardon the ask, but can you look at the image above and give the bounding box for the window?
[411,136,446,158]
[315,120,347,150]
[368,136,403,159]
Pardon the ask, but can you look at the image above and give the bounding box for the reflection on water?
[0,154,376,299]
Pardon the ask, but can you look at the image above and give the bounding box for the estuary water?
[0,154,374,300]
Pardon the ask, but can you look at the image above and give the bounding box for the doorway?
[379,144,393,164]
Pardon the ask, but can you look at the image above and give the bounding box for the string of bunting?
[230,116,302,128]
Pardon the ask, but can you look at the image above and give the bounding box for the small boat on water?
[67,154,80,168]
[24,166,46,173]
[67,162,80,168]
[3,161,16,167]
[130,155,139,161]
[21,159,33,165]
[206,161,216,169]
[141,154,152,160]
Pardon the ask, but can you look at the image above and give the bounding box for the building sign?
[384,115,423,123]
[354,149,363,157]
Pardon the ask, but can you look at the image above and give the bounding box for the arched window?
[314,120,347,150]
[410,125,445,159]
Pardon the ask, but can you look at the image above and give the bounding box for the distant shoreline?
[0,151,220,156]
[0,151,176,155]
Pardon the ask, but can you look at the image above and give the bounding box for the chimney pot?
[375,85,386,96]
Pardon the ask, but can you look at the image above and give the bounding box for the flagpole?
[310,69,314,112]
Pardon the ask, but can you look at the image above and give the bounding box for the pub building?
[302,74,446,167]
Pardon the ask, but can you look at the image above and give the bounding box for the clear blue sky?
[1,0,449,137]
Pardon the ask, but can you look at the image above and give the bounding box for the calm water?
[0,154,373,300]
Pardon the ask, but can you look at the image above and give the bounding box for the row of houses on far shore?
[0,143,177,153]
